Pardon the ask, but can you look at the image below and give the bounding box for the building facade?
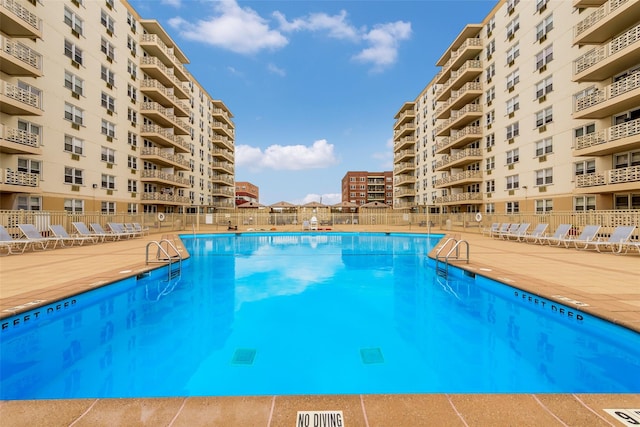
[342,171,394,206]
[235,181,259,205]
[0,0,235,215]
[393,0,640,213]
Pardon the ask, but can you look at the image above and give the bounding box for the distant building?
[341,171,393,206]
[235,181,259,205]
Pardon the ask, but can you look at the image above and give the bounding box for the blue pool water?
[1,232,639,399]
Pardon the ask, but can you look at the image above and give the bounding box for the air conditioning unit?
[538,95,546,103]
[107,109,113,116]
[508,86,515,93]
[487,100,492,106]
[539,34,547,43]
[71,122,80,130]
[487,193,492,198]
[106,55,113,63]
[508,190,515,195]
[131,169,136,174]
[487,123,492,129]
[487,170,492,175]
[539,155,547,162]
[106,163,113,169]
[508,164,514,170]
[130,145,136,151]
[539,64,547,73]
[538,125,547,132]
[71,185,80,192]
[508,59,515,66]
[71,154,80,161]
[71,91,80,100]
[106,82,113,89]
[71,0,80,6]
[71,29,80,38]
[106,136,113,142]
[508,33,514,41]
[487,146,492,152]
[508,112,515,118]
[107,29,113,37]
[131,192,137,198]
[539,186,547,192]
[508,6,515,15]
[508,138,515,144]
[538,4,547,13]
[106,189,113,195]
[71,60,80,69]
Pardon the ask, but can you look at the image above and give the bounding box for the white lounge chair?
[482,223,500,237]
[576,225,636,253]
[521,223,549,243]
[495,223,518,239]
[132,222,150,236]
[502,223,530,240]
[533,224,573,246]
[72,221,112,242]
[91,222,128,240]
[49,224,98,246]
[557,225,601,249]
[107,222,138,238]
[0,224,32,255]
[18,224,59,250]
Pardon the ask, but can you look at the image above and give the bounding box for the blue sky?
[129,0,495,205]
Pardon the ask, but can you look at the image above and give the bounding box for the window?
[506,148,519,165]
[128,179,137,192]
[535,199,552,213]
[127,60,137,79]
[485,203,495,214]
[486,39,495,58]
[486,180,495,193]
[506,201,520,214]
[486,156,495,170]
[535,138,553,156]
[536,0,548,12]
[506,42,519,64]
[128,131,138,147]
[506,122,519,139]
[486,110,495,126]
[486,63,495,82]
[614,151,640,169]
[18,158,41,176]
[64,167,83,185]
[506,175,519,190]
[64,70,83,96]
[17,120,41,144]
[535,76,553,99]
[535,107,553,127]
[506,16,519,40]
[64,199,84,213]
[127,35,137,55]
[535,45,553,70]
[101,174,115,190]
[574,196,595,211]
[506,96,519,115]
[127,11,137,33]
[64,103,83,125]
[101,147,115,163]
[64,39,83,65]
[535,168,553,185]
[64,7,83,35]
[506,69,519,90]
[127,155,137,169]
[507,0,519,12]
[101,201,116,214]
[101,38,115,61]
[536,14,553,41]
[16,196,41,211]
[106,0,115,9]
[575,160,596,176]
[100,10,115,34]
[486,133,495,148]
[101,92,115,112]
[127,84,137,102]
[101,120,116,138]
[64,135,83,155]
[101,65,115,86]
[486,86,495,104]
[486,16,495,36]
[574,123,595,141]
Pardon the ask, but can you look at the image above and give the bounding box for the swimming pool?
[1,232,639,399]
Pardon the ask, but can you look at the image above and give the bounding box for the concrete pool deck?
[1,225,639,426]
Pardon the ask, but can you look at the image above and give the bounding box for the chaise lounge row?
[484,222,638,254]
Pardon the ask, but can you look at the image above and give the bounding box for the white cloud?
[273,10,360,42]
[267,63,286,77]
[236,139,338,171]
[161,0,181,8]
[168,0,288,54]
[353,21,412,72]
[296,193,341,206]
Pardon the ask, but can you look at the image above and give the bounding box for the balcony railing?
[1,35,42,71]
[436,59,483,100]
[574,0,630,38]
[576,165,640,187]
[140,170,190,186]
[435,148,483,170]
[1,125,39,148]
[440,38,483,75]
[435,170,483,187]
[140,147,190,169]
[394,162,415,174]
[575,118,640,151]
[1,81,41,109]
[0,0,41,33]
[394,175,415,185]
[2,168,38,187]
[575,71,640,112]
[140,124,189,151]
[435,192,483,204]
[141,191,190,204]
[574,24,640,75]
[140,79,189,114]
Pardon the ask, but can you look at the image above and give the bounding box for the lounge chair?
[17,224,59,250]
[533,224,573,246]
[72,221,112,242]
[93,222,128,240]
[575,225,636,253]
[495,223,518,239]
[132,222,150,236]
[482,223,500,237]
[0,224,33,255]
[521,223,549,243]
[556,225,601,249]
[617,240,640,255]
[108,222,139,238]
[49,224,98,246]
[502,223,530,240]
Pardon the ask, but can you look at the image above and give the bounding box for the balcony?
[435,148,483,171]
[140,147,190,171]
[140,79,189,117]
[140,170,190,187]
[574,0,640,45]
[211,147,234,162]
[211,174,234,185]
[211,185,235,197]
[141,191,191,205]
[140,102,190,135]
[140,124,190,153]
[434,125,482,154]
[394,187,415,197]
[437,37,483,79]
[436,104,482,137]
[394,161,415,175]
[211,134,234,151]
[394,148,415,163]
[394,175,416,186]
[0,124,41,155]
[573,0,606,7]
[212,120,234,139]
[435,192,483,205]
[140,57,189,99]
[0,168,39,193]
[211,107,233,125]
[575,165,640,193]
[574,72,640,119]
[211,161,234,174]
[574,118,640,155]
[435,60,483,102]
[0,81,42,115]
[0,35,42,76]
[435,170,483,188]
[435,81,482,119]
[573,24,640,82]
[393,136,414,152]
[140,33,189,81]
[393,108,416,129]
[0,0,42,39]
[393,123,416,139]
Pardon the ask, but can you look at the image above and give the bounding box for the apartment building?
[341,171,394,206]
[0,0,235,215]
[235,181,259,205]
[393,0,639,213]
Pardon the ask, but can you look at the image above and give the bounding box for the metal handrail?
[435,238,469,278]
[145,239,182,281]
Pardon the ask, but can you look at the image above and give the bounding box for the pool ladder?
[435,237,469,278]
[146,239,183,281]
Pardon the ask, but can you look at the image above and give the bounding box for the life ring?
[157,212,166,222]
[475,212,483,222]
